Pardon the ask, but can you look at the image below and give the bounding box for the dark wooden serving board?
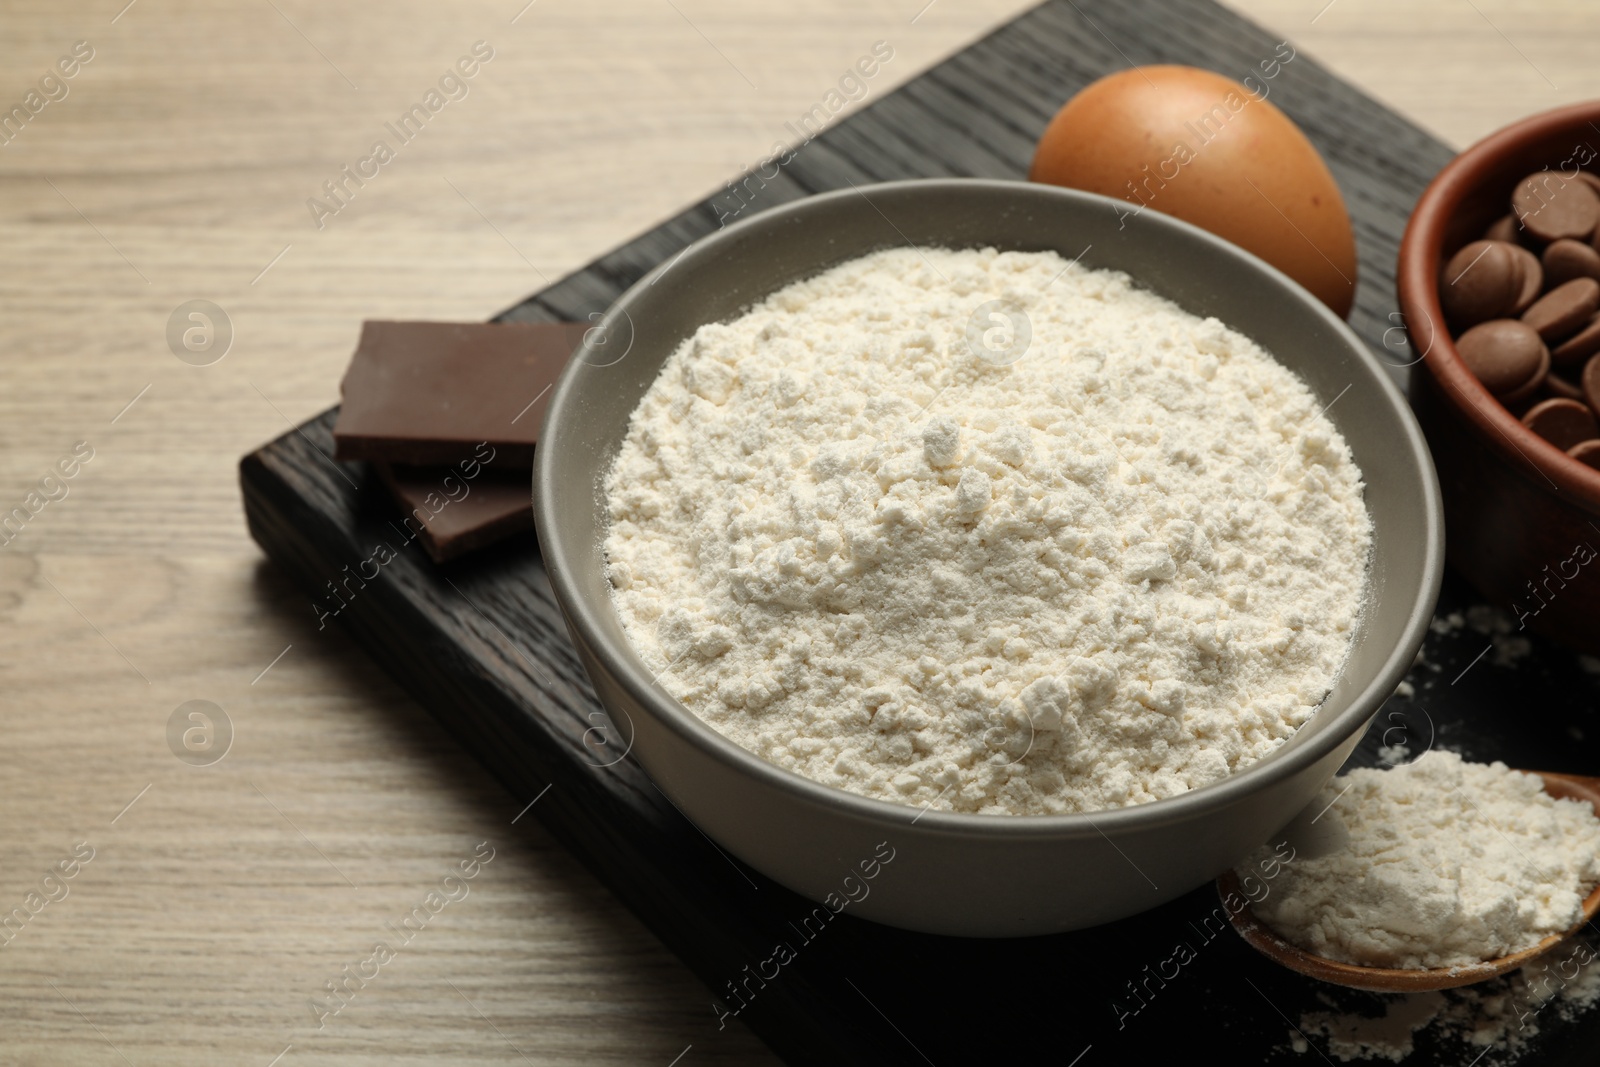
[240,1,1600,1062]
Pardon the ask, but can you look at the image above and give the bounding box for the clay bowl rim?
[1397,99,1600,507]
[1219,770,1600,992]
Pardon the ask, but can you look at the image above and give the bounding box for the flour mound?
[604,247,1371,816]
[1247,751,1600,969]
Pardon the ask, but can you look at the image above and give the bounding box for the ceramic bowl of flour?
[534,179,1443,937]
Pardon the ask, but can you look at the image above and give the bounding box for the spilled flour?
[1290,934,1600,1062]
[604,247,1371,815]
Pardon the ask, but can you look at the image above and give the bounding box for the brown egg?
[1029,65,1358,318]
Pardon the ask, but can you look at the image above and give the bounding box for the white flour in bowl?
[603,246,1371,815]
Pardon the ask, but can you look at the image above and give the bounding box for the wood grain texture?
[1223,0,1600,149]
[0,4,1037,1064]
[3,0,1600,1063]
[240,1,1600,1064]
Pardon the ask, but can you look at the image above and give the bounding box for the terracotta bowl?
[1399,102,1600,654]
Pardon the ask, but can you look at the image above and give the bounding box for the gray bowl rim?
[534,177,1445,841]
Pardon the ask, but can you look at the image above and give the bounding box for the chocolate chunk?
[1456,319,1549,400]
[1440,240,1527,325]
[333,320,591,467]
[377,461,534,563]
[1484,214,1521,243]
[1521,277,1600,342]
[1521,397,1599,450]
[1552,313,1600,367]
[1585,353,1600,415]
[1568,439,1600,469]
[1512,171,1600,242]
[1508,244,1544,313]
[1542,238,1600,288]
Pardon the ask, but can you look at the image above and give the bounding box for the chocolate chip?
[1585,353,1600,415]
[1440,240,1527,325]
[1568,439,1600,469]
[1485,214,1521,243]
[1509,244,1544,313]
[1521,277,1600,341]
[1508,352,1552,403]
[1552,313,1600,366]
[1521,397,1600,449]
[1456,319,1551,399]
[1545,369,1586,400]
[1512,171,1600,242]
[1542,238,1600,288]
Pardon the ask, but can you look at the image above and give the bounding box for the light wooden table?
[0,1,1595,1063]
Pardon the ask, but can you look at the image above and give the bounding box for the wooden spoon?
[1219,770,1600,993]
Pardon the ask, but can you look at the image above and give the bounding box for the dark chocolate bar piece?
[334,320,590,467]
[377,458,533,563]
